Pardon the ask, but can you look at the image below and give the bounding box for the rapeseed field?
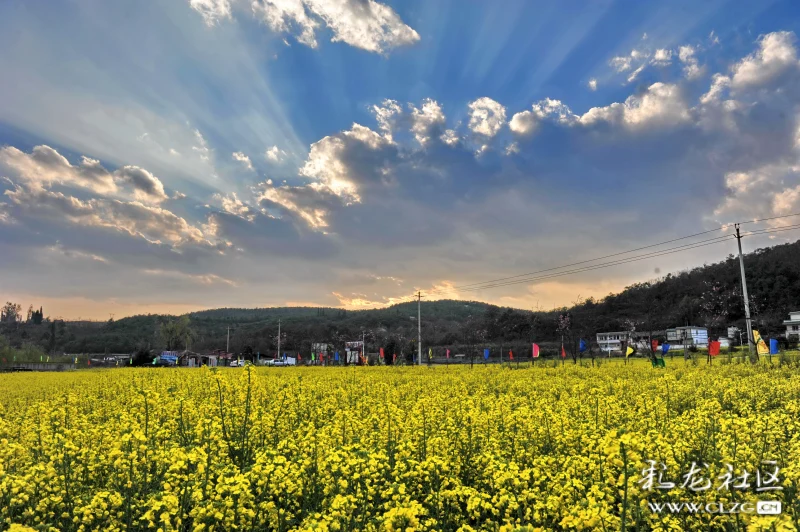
[0,362,798,531]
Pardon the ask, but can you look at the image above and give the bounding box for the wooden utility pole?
[735,224,756,361]
[277,319,281,358]
[226,327,231,353]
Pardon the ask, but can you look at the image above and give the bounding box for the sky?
[2,0,800,320]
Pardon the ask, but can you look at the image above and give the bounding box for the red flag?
[380,347,384,359]
[393,353,397,363]
[532,343,540,358]
[709,341,721,357]
[88,359,91,366]
[561,345,567,359]
[651,339,659,352]
[446,349,450,359]
[298,353,302,361]
[509,349,513,360]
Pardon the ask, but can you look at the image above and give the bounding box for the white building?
[596,332,630,352]
[666,326,708,347]
[784,311,800,339]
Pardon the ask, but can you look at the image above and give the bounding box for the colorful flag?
[393,353,397,363]
[651,339,659,352]
[483,348,490,360]
[380,347,384,359]
[561,345,567,359]
[508,349,514,361]
[428,348,433,359]
[298,353,302,361]
[532,343,540,358]
[709,341,720,357]
[335,351,339,362]
[661,343,670,355]
[753,330,769,355]
[625,346,634,357]
[446,349,450,359]
[769,338,779,355]
[579,339,587,353]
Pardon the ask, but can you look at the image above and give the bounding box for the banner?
[532,343,540,358]
[509,349,514,360]
[380,347,384,359]
[770,338,779,355]
[483,348,490,360]
[753,330,769,355]
[334,351,339,362]
[651,339,659,352]
[579,339,587,353]
[446,349,450,359]
[709,341,720,357]
[561,345,567,359]
[625,346,634,357]
[661,343,670,355]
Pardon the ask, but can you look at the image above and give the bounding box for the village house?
[785,311,800,340]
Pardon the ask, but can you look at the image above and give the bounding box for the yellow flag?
[753,330,769,355]
[626,346,634,357]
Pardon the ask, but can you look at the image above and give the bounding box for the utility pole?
[735,224,756,361]
[277,319,281,358]
[417,292,423,365]
[226,326,231,353]
[362,330,366,365]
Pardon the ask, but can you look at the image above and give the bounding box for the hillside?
[2,239,799,355]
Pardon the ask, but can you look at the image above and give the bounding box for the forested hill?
[2,239,799,354]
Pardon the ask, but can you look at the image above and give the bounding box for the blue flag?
[483,348,490,360]
[579,339,587,353]
[662,343,670,355]
[769,339,779,355]
[335,351,339,361]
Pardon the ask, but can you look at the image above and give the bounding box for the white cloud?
[0,145,168,203]
[509,98,576,136]
[652,48,673,66]
[115,166,169,203]
[232,151,254,171]
[580,82,689,128]
[189,0,232,26]
[700,74,730,104]
[731,31,799,89]
[467,97,507,138]
[588,78,598,91]
[626,64,646,83]
[250,0,420,54]
[678,45,704,80]
[192,129,211,162]
[440,129,459,146]
[409,98,446,145]
[5,187,211,246]
[371,99,404,140]
[265,145,287,162]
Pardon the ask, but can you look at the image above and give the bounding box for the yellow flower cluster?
[0,362,798,531]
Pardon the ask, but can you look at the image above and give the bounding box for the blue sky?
[2,0,800,319]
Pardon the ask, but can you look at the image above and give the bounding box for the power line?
[432,235,735,294]
[431,211,800,295]
[386,212,800,306]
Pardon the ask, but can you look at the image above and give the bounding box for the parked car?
[229,359,246,367]
[266,359,286,366]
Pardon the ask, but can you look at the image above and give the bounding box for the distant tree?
[1,302,21,323]
[159,316,192,350]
